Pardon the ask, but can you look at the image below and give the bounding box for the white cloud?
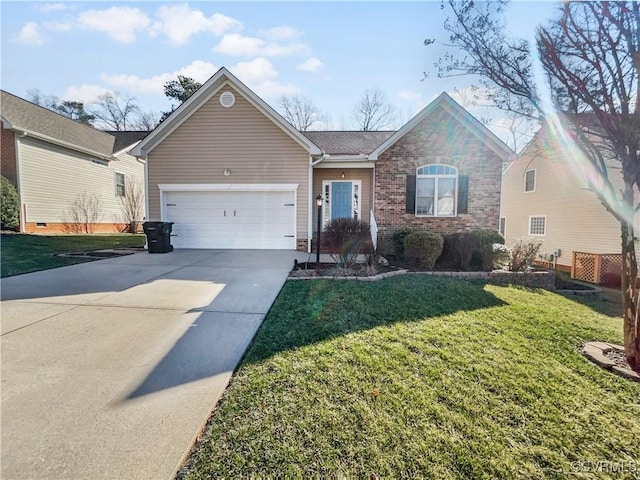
[398,90,428,115]
[151,4,241,45]
[101,60,218,95]
[230,58,297,99]
[261,26,301,41]
[230,58,278,83]
[77,6,151,43]
[15,22,45,45]
[36,3,69,13]
[45,21,72,32]
[62,84,111,103]
[214,33,309,57]
[398,90,423,102]
[297,57,323,73]
[250,80,297,99]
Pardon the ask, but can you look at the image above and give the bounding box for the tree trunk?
[621,219,640,372]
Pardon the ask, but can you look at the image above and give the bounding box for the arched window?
[416,164,458,216]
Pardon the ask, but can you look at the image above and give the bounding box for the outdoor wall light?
[341,171,345,179]
[224,169,231,176]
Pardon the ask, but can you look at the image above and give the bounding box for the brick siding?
[297,239,308,252]
[1,126,17,186]
[374,106,503,254]
[23,222,128,234]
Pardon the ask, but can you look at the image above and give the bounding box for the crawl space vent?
[220,91,235,108]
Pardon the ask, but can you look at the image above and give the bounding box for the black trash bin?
[143,221,174,253]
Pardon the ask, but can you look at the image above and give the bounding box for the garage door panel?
[164,190,296,249]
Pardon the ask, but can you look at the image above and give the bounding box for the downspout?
[15,131,27,233]
[139,151,149,250]
[308,153,325,253]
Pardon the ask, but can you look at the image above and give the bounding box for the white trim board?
[158,183,299,192]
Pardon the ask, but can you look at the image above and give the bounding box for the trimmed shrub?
[492,243,511,269]
[1,175,19,230]
[472,229,505,271]
[392,227,418,259]
[323,218,370,251]
[509,238,543,271]
[403,232,444,269]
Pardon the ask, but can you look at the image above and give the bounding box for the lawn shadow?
[244,275,508,365]
[557,286,623,319]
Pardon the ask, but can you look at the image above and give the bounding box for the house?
[1,91,146,233]
[131,67,513,253]
[500,119,627,284]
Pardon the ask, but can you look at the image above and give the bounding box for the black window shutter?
[458,175,469,214]
[406,175,416,214]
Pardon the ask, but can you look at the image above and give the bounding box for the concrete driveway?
[1,249,303,480]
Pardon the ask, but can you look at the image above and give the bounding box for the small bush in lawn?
[403,232,444,269]
[392,227,418,259]
[492,243,511,269]
[1,175,19,230]
[331,238,363,270]
[472,229,505,271]
[362,240,379,275]
[323,218,370,251]
[509,238,543,271]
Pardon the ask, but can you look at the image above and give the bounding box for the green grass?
[1,233,145,277]
[182,277,639,479]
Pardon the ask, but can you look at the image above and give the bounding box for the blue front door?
[331,182,352,219]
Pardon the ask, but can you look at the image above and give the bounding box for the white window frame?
[528,215,546,236]
[115,172,126,197]
[524,169,536,192]
[321,180,362,226]
[415,164,458,218]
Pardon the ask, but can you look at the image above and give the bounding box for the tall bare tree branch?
[352,89,397,131]
[279,95,319,131]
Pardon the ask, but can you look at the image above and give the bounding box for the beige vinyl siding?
[312,168,373,231]
[501,129,629,268]
[147,85,310,241]
[18,137,144,224]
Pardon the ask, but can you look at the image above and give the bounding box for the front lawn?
[1,233,145,277]
[182,277,638,479]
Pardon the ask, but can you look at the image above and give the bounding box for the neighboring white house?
[1,90,146,233]
[500,119,629,285]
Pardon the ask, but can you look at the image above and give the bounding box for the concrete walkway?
[1,249,302,480]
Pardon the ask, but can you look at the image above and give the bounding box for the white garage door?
[163,190,296,249]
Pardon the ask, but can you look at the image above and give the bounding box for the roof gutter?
[10,126,114,161]
[310,153,326,167]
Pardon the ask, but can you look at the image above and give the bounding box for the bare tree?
[353,89,397,131]
[428,0,640,371]
[279,95,319,131]
[132,111,160,131]
[91,93,140,131]
[27,89,95,125]
[118,177,144,233]
[63,192,104,233]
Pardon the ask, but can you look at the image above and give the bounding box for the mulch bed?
[604,347,633,371]
[289,262,400,278]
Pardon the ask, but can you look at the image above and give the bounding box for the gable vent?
[220,91,235,108]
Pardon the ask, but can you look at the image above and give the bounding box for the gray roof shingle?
[106,131,150,153]
[302,131,395,155]
[1,90,115,157]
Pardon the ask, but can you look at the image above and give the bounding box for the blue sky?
[1,1,559,141]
